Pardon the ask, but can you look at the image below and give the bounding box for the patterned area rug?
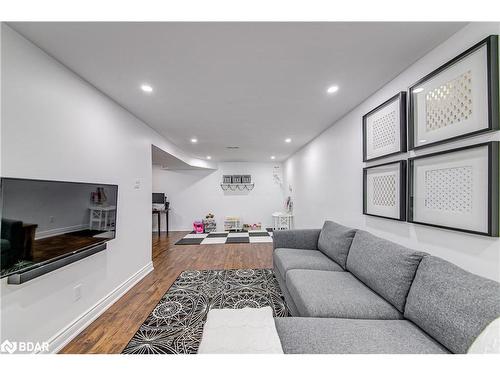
[175,229,274,245]
[122,268,289,354]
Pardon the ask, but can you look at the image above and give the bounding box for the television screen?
[0,178,118,278]
[152,193,165,204]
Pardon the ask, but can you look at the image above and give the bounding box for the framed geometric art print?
[408,142,499,237]
[408,35,499,150]
[363,160,406,221]
[363,92,407,162]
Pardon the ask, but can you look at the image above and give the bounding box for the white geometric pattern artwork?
[364,161,405,221]
[425,70,473,132]
[410,142,497,236]
[372,174,397,207]
[424,166,473,213]
[372,110,397,150]
[363,92,405,161]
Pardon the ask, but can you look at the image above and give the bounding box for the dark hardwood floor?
[32,230,106,262]
[59,231,273,354]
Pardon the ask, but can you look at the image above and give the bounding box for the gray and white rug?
[122,268,289,354]
[175,229,274,245]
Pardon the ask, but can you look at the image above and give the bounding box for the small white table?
[89,205,116,231]
[272,212,294,230]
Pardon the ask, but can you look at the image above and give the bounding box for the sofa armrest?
[272,229,321,250]
[1,218,24,253]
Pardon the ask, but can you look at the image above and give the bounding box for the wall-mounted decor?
[362,92,407,162]
[273,165,283,185]
[220,174,254,191]
[409,35,499,150]
[408,142,499,237]
[363,160,406,221]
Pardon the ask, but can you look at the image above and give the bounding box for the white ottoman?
[198,306,284,354]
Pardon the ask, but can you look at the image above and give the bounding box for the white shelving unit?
[272,212,294,230]
[89,205,116,231]
[224,216,242,231]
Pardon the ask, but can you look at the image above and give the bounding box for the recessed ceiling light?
[327,85,339,94]
[140,83,153,93]
[206,156,212,160]
[413,87,424,93]
[190,138,198,143]
[285,138,292,143]
[270,156,276,160]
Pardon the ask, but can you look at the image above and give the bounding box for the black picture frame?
[407,142,499,237]
[363,160,406,221]
[408,35,499,150]
[362,92,407,162]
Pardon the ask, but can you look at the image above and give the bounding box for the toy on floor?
[243,222,262,231]
[203,213,217,233]
[193,220,204,234]
[252,222,262,230]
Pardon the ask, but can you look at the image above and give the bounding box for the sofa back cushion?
[317,221,356,269]
[346,230,426,313]
[404,255,500,354]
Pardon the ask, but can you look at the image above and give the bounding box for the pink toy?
[193,220,204,234]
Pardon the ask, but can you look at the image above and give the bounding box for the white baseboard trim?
[152,228,191,232]
[36,224,90,240]
[46,261,154,354]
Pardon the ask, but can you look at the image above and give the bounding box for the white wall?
[0,24,211,350]
[153,162,285,231]
[284,22,500,281]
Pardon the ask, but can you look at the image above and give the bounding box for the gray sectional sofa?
[272,221,500,354]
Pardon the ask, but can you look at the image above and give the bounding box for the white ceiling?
[9,22,466,162]
[151,145,212,170]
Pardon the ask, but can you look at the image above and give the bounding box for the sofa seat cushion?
[405,255,500,354]
[273,265,300,317]
[274,317,449,354]
[286,269,403,319]
[317,221,356,269]
[274,248,343,279]
[346,230,426,313]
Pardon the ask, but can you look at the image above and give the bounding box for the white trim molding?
[46,261,154,353]
[35,224,90,240]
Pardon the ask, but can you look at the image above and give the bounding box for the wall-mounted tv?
[0,178,118,282]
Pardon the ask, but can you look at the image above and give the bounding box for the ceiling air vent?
[226,146,240,150]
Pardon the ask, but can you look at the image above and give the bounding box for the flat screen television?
[152,192,165,204]
[0,178,118,280]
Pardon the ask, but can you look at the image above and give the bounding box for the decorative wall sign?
[409,35,499,150]
[220,174,254,191]
[363,92,407,162]
[408,142,499,237]
[242,175,252,183]
[363,160,406,221]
